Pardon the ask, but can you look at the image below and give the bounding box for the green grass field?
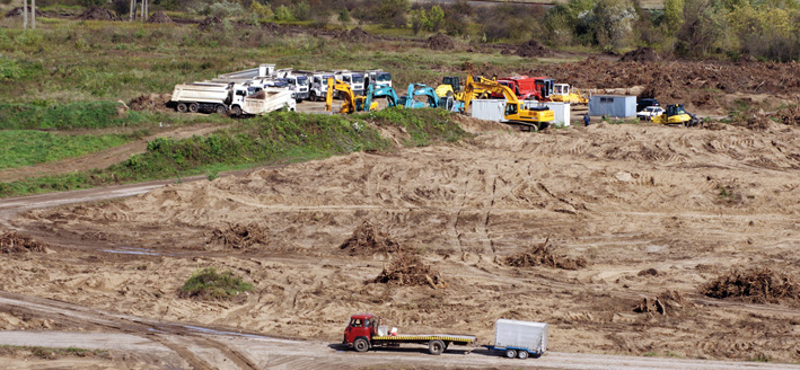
[0,130,131,169]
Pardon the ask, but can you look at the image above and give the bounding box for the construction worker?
[583,114,590,126]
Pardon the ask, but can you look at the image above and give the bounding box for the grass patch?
[0,102,146,130]
[179,267,253,300]
[0,130,132,169]
[0,345,109,359]
[0,109,468,198]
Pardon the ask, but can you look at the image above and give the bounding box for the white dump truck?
[365,69,392,89]
[169,82,294,116]
[334,70,365,97]
[483,319,548,360]
[272,69,310,102]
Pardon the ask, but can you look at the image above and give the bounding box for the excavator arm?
[462,75,520,114]
[325,77,361,114]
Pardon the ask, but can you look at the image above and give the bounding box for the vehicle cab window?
[350,319,363,327]
[505,103,518,115]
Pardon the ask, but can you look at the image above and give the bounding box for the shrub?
[179,267,253,300]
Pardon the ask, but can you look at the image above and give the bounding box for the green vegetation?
[180,267,253,300]
[0,109,468,198]
[0,102,145,130]
[0,130,131,169]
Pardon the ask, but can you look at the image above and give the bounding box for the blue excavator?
[356,83,401,112]
[397,84,441,109]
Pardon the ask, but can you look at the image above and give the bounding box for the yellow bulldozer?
[462,75,555,131]
[651,104,700,126]
[549,83,588,104]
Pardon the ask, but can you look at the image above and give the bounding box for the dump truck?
[484,319,548,360]
[334,70,366,97]
[343,313,477,355]
[170,82,294,116]
[365,69,393,89]
[493,76,555,101]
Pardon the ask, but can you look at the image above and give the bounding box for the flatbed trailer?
[344,313,477,355]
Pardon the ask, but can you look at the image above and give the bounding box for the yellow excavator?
[325,77,373,114]
[549,83,589,104]
[651,104,699,126]
[462,75,555,131]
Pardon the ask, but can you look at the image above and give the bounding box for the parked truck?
[484,319,548,360]
[493,76,555,101]
[364,69,393,89]
[334,70,366,97]
[271,69,310,102]
[343,313,477,355]
[170,82,294,116]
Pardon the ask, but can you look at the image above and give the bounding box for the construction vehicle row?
[343,313,548,360]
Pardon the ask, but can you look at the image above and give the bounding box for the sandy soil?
[3,120,800,366]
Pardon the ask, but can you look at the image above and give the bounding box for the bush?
[179,267,253,300]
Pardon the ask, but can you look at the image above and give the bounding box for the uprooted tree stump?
[340,221,405,256]
[1,231,48,253]
[208,223,270,249]
[702,267,800,305]
[633,290,686,316]
[372,251,446,289]
[504,238,587,270]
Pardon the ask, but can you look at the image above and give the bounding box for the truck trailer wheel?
[230,105,242,117]
[428,340,445,355]
[505,349,517,359]
[517,350,529,359]
[353,338,369,353]
[177,103,188,113]
[188,103,199,113]
[215,104,227,115]
[310,92,317,101]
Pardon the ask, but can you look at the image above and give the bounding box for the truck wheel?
[353,338,369,353]
[505,349,517,359]
[310,92,317,101]
[428,340,445,355]
[518,351,529,359]
[230,105,242,117]
[215,105,227,115]
[188,103,199,113]
[177,103,188,113]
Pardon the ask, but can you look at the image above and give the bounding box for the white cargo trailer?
[484,319,548,360]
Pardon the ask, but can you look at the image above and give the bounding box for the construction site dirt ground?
[3,117,800,367]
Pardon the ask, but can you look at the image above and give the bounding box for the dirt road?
[3,121,800,368]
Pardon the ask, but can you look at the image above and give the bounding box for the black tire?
[230,105,242,117]
[177,103,188,113]
[296,99,303,104]
[428,340,445,355]
[505,349,517,359]
[353,338,369,353]
[518,350,529,359]
[188,103,199,113]
[310,91,317,101]
[215,105,227,115]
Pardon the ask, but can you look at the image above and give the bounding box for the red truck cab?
[493,76,554,101]
[343,313,379,352]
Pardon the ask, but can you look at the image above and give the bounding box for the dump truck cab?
[344,313,381,352]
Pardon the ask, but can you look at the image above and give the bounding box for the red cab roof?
[350,313,374,320]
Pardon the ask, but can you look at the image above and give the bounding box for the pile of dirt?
[5,6,42,18]
[335,27,376,43]
[208,223,270,249]
[260,22,285,35]
[425,33,455,51]
[78,6,117,21]
[128,93,172,112]
[702,267,800,305]
[772,106,800,126]
[633,290,686,315]
[146,11,172,24]
[340,221,403,256]
[621,47,661,63]
[198,16,222,32]
[516,39,553,58]
[504,239,587,270]
[372,252,446,289]
[1,231,48,253]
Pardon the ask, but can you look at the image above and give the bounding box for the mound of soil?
[208,223,269,249]
[128,93,171,112]
[425,33,455,51]
[336,27,376,43]
[633,290,686,315]
[504,239,587,270]
[340,221,403,256]
[621,47,661,63]
[147,11,172,24]
[372,252,446,289]
[5,6,44,18]
[78,6,117,21]
[198,16,222,32]
[516,39,552,58]
[1,231,48,253]
[703,267,800,305]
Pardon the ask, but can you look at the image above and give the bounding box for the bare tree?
[31,0,35,30]
[130,0,134,21]
[140,0,144,22]
[22,0,28,30]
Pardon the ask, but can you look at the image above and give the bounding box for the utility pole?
[22,0,28,30]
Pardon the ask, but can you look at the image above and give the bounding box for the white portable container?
[494,319,548,355]
[471,99,507,122]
